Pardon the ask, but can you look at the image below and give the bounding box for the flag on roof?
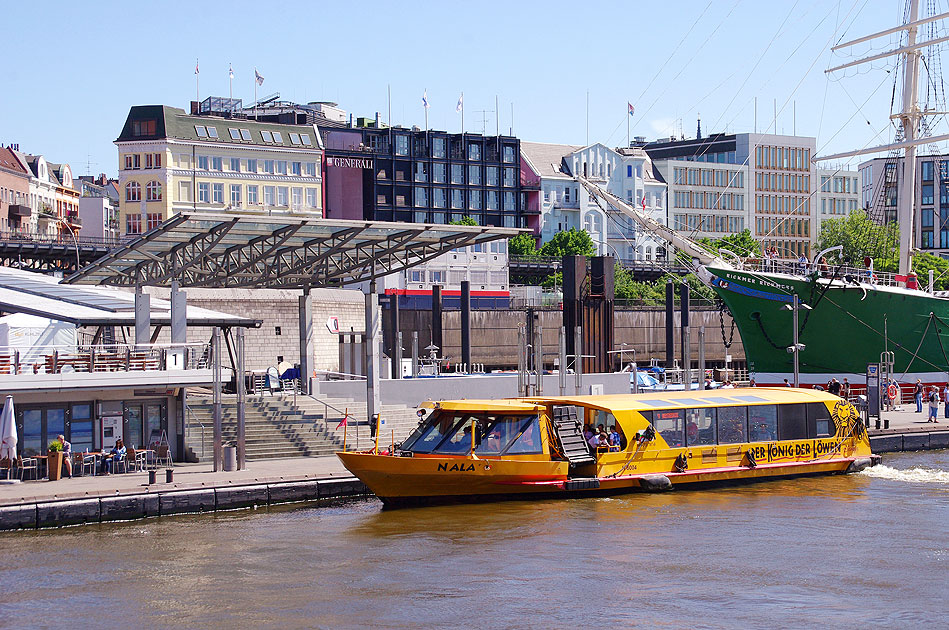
[422,90,430,109]
[255,69,265,86]
[195,60,199,75]
[628,102,634,116]
[229,64,234,80]
[456,93,463,113]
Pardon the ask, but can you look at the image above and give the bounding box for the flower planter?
[47,450,64,481]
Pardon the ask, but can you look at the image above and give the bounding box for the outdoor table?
[31,454,48,478]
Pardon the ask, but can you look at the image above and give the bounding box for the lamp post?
[783,294,811,387]
[56,217,80,273]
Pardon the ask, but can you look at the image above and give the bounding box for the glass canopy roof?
[65,212,524,289]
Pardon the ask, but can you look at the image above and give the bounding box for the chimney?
[375,111,380,128]
[191,101,200,115]
[349,113,354,127]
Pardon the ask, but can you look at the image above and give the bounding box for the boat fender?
[745,450,757,469]
[673,453,688,473]
[846,457,873,473]
[639,474,672,491]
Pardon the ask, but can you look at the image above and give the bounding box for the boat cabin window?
[654,409,685,447]
[685,408,716,446]
[402,411,541,455]
[717,406,748,444]
[478,415,542,455]
[806,403,835,438]
[748,405,778,441]
[778,403,808,440]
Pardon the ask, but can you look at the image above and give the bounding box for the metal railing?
[0,342,212,375]
[0,230,126,248]
[744,258,905,288]
[184,403,208,460]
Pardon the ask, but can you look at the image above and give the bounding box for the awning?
[0,267,259,328]
[64,211,524,289]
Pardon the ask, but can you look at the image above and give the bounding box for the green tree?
[449,216,477,226]
[815,210,899,269]
[697,229,761,258]
[911,251,949,291]
[538,228,596,258]
[509,232,539,257]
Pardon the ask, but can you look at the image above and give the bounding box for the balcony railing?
[0,342,212,376]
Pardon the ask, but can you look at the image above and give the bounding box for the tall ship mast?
[580,0,949,386]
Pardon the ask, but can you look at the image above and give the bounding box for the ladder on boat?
[551,406,595,467]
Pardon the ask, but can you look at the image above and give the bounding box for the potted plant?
[47,439,64,481]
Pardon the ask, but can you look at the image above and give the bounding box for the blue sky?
[3,0,936,177]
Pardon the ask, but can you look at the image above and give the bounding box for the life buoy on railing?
[887,384,899,401]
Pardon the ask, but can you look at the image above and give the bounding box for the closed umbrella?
[0,395,17,481]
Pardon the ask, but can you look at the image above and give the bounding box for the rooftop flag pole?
[254,68,265,120]
[457,92,464,133]
[229,64,234,100]
[422,89,429,131]
[195,59,199,105]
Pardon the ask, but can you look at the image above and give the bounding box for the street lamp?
[56,217,80,272]
[783,294,812,387]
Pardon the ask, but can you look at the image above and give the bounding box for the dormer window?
[240,129,252,141]
[206,127,219,139]
[132,120,156,137]
[261,130,273,143]
[195,125,208,137]
[301,134,312,145]
[228,128,241,140]
[272,131,283,143]
[289,133,301,145]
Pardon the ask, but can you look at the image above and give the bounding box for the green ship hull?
[700,265,949,384]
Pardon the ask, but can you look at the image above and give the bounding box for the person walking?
[915,379,923,413]
[943,383,949,419]
[928,387,940,423]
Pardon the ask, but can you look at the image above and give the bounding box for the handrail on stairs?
[184,402,207,460]
[301,392,362,451]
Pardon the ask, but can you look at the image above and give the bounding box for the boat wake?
[860,465,949,484]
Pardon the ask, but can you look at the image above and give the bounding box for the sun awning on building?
[64,212,524,289]
[0,266,259,328]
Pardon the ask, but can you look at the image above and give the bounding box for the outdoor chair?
[0,457,12,480]
[113,455,129,474]
[80,453,96,476]
[154,444,173,468]
[129,448,147,472]
[19,457,38,481]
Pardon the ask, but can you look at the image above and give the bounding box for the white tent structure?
[0,313,77,365]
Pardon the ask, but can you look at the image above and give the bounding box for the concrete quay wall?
[869,430,949,453]
[0,477,369,532]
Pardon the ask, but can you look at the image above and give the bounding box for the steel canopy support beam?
[299,288,314,395]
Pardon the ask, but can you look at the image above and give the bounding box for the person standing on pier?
[943,383,949,419]
[914,379,924,413]
[928,387,940,423]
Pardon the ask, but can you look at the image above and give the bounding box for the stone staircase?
[184,393,420,461]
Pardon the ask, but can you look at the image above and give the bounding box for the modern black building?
[320,122,530,228]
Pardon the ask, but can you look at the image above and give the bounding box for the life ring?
[887,384,898,401]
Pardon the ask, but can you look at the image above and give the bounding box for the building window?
[502,145,515,163]
[145,181,162,202]
[415,162,428,182]
[433,188,447,208]
[486,166,499,186]
[627,165,633,178]
[291,161,302,176]
[261,131,273,143]
[272,131,283,143]
[145,154,154,169]
[503,191,515,210]
[291,187,303,209]
[503,167,516,187]
[305,162,317,177]
[451,189,464,209]
[264,186,275,205]
[247,185,259,205]
[240,129,252,141]
[469,189,482,210]
[451,164,464,184]
[468,143,481,160]
[433,163,447,183]
[132,120,156,136]
[178,181,192,202]
[229,128,241,140]
[198,182,210,203]
[230,158,241,172]
[126,214,142,234]
[206,127,219,139]
[124,155,133,170]
[277,186,289,206]
[247,159,258,173]
[198,155,209,170]
[146,213,162,231]
[231,184,241,206]
[486,190,499,210]
[468,165,481,185]
[395,135,409,156]
[301,133,312,145]
[305,188,317,208]
[264,160,275,174]
[212,183,224,204]
[430,270,445,284]
[433,138,447,159]
[125,181,141,202]
[289,133,301,145]
[277,161,288,175]
[564,187,571,203]
[209,157,221,171]
[415,188,429,207]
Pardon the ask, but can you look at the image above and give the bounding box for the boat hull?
[703,265,949,382]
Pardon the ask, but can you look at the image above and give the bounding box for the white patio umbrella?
[0,395,18,482]
[0,395,17,461]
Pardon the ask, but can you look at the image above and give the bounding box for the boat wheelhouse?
[337,388,878,507]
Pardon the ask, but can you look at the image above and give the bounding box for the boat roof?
[434,399,545,413]
[518,387,841,412]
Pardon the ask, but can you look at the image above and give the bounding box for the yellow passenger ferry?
[337,388,880,507]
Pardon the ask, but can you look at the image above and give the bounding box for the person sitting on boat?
[819,257,830,277]
[797,254,808,275]
[608,425,622,452]
[595,431,611,453]
[583,424,594,442]
[587,429,600,449]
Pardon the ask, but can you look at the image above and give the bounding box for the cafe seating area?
[1,445,170,482]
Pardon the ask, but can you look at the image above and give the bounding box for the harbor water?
[2,451,947,629]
